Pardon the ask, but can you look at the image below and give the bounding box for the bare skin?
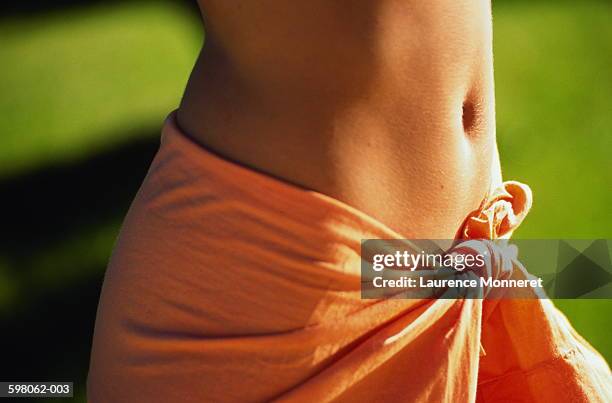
[177,0,502,239]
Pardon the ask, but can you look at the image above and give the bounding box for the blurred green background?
[0,1,610,401]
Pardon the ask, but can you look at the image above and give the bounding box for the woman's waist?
[178,94,499,240]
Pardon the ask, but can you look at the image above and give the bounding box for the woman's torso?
[178,0,501,239]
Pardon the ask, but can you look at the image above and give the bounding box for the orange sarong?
[88,115,611,402]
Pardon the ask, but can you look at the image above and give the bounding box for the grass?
[494,1,612,238]
[0,1,201,179]
[0,3,201,400]
[494,1,612,361]
[0,1,610,401]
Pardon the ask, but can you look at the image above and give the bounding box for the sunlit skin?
[177,0,502,239]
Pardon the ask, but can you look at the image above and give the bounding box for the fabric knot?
[447,239,518,297]
[441,181,533,298]
[461,181,533,240]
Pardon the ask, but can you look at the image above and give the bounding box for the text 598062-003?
[0,382,73,398]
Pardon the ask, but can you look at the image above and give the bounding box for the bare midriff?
[177,0,502,239]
